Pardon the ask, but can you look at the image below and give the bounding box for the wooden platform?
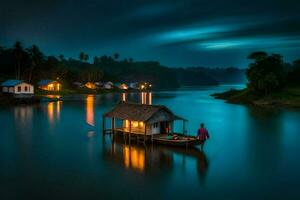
[114,127,151,135]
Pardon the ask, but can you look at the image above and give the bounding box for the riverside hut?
[102,101,187,141]
[1,79,34,95]
[38,80,61,91]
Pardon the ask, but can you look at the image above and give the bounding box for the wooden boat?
[153,134,203,147]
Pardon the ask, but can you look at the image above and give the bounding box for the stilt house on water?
[102,101,187,141]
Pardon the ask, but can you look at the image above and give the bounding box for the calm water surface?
[1,85,300,199]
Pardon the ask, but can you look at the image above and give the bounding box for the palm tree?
[27,45,45,82]
[79,52,85,62]
[114,53,119,60]
[13,41,25,79]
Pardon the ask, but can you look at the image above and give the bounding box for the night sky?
[1,0,300,67]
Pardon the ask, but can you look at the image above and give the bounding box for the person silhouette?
[197,123,210,151]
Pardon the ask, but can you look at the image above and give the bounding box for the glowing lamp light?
[132,121,139,128]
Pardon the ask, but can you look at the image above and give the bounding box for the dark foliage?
[246,52,286,95]
[0,42,250,89]
[287,59,300,85]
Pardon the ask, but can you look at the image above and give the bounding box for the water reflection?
[141,92,152,104]
[46,95,61,99]
[86,95,95,126]
[119,92,152,104]
[47,101,62,124]
[48,102,54,122]
[197,151,209,182]
[14,106,33,132]
[102,135,209,180]
[123,145,145,172]
[122,93,127,101]
[14,106,33,123]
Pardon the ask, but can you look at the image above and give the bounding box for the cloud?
[196,36,300,50]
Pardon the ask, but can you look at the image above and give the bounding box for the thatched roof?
[103,101,186,122]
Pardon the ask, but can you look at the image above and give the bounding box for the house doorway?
[160,121,170,134]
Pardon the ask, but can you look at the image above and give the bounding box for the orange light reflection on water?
[47,101,61,124]
[122,93,126,101]
[123,145,145,172]
[140,92,152,105]
[48,102,54,123]
[86,95,95,126]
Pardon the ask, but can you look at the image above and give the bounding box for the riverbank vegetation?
[0,42,245,92]
[212,52,300,107]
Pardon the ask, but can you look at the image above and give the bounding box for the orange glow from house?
[122,93,126,101]
[140,92,152,104]
[139,121,144,127]
[123,120,144,130]
[141,92,145,104]
[124,146,130,168]
[124,120,129,128]
[120,84,128,90]
[123,145,145,172]
[85,82,96,89]
[40,81,61,91]
[48,84,54,91]
[46,95,61,99]
[48,102,54,123]
[132,121,139,128]
[57,83,61,91]
[149,92,152,105]
[86,95,95,126]
[141,92,152,104]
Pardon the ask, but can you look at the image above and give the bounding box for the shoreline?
[211,87,300,108]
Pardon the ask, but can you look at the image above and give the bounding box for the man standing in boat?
[197,123,210,151]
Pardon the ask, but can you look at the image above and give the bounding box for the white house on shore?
[1,80,34,95]
[103,81,114,89]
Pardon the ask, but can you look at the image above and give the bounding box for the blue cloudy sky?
[1,0,300,67]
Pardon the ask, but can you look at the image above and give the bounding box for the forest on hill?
[0,42,246,89]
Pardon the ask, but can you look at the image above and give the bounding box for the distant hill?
[0,42,246,89]
[172,67,218,86]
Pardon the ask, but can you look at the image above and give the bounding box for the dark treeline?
[212,51,300,106]
[180,67,247,84]
[246,51,300,95]
[0,42,246,89]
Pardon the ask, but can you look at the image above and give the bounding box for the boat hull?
[153,134,203,147]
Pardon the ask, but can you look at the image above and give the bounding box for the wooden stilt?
[182,120,185,135]
[102,116,106,135]
[111,117,115,134]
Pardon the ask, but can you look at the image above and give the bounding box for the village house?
[38,80,61,91]
[1,80,34,95]
[103,101,187,139]
[116,83,128,90]
[85,82,97,89]
[103,81,114,89]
